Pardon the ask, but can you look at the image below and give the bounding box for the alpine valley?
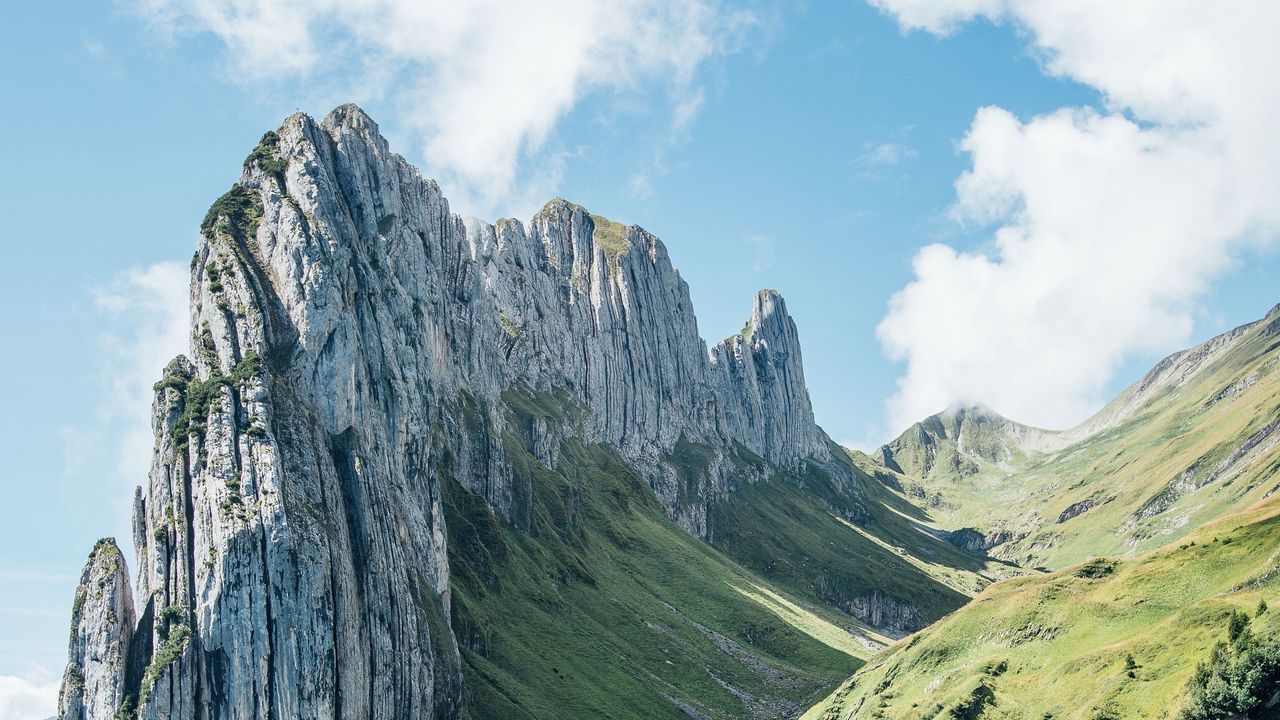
[58,106,1280,720]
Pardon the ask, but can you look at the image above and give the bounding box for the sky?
[2,1,1279,716]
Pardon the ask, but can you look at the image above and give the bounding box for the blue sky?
[2,1,1278,713]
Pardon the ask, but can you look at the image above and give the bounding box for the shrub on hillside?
[1180,612,1280,719]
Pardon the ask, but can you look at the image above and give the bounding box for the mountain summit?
[58,105,984,720]
[878,398,1059,480]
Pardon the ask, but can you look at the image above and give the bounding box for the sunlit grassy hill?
[804,303,1280,719]
[804,495,1280,719]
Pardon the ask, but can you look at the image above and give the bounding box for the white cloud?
[0,666,58,720]
[873,0,1280,433]
[858,142,917,167]
[88,262,190,491]
[626,173,656,201]
[134,0,754,216]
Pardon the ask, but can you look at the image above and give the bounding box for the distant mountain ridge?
[872,303,1280,568]
[883,304,1280,488]
[806,301,1280,718]
[878,399,1060,480]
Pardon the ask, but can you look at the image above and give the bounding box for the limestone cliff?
[59,539,135,720]
[58,105,871,720]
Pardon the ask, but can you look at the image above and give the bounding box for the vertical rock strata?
[60,539,136,720]
[60,105,848,719]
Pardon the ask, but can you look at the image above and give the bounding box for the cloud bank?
[135,0,752,216]
[0,666,59,720]
[872,0,1280,433]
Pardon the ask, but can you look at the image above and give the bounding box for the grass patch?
[806,499,1280,719]
[442,389,872,719]
[589,214,629,259]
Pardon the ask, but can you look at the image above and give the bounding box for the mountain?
[875,307,1280,568]
[879,399,1060,481]
[57,105,996,720]
[804,305,1280,718]
[805,494,1280,719]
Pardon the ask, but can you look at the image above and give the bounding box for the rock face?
[842,590,926,636]
[58,105,851,719]
[60,539,136,720]
[709,289,828,466]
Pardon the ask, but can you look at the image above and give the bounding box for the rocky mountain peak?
[59,538,135,720]
[57,104,847,720]
[746,288,788,338]
[709,288,827,466]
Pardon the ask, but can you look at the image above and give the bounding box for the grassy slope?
[442,388,994,720]
[801,307,1280,719]
[878,309,1280,570]
[706,444,1000,621]
[805,496,1280,719]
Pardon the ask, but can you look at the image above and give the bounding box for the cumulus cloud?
[0,666,59,720]
[872,0,1280,433]
[134,0,753,216]
[88,262,191,490]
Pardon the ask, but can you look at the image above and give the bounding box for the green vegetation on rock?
[139,621,191,708]
[201,184,264,240]
[589,214,629,259]
[244,130,287,177]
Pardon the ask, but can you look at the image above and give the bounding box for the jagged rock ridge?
[57,105,868,720]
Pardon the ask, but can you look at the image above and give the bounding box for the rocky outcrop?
[59,105,851,719]
[1126,413,1280,531]
[1056,496,1112,524]
[842,590,927,635]
[60,539,135,720]
[944,527,1023,554]
[709,289,828,466]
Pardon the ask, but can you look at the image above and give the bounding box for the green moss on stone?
[244,130,287,176]
[139,622,191,708]
[589,214,629,259]
[201,185,263,240]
